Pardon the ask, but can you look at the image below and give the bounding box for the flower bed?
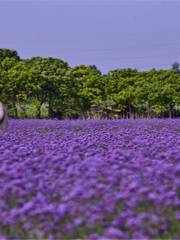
[0,119,180,239]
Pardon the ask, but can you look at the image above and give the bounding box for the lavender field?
[0,119,180,239]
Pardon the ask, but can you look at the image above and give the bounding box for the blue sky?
[0,0,180,73]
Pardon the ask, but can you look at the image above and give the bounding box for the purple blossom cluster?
[0,119,180,239]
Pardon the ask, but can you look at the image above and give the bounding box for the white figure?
[0,102,8,129]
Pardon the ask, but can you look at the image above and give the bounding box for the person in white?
[0,102,8,129]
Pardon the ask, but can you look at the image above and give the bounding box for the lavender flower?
[0,119,179,238]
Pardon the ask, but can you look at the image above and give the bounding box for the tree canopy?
[0,49,20,61]
[0,48,180,119]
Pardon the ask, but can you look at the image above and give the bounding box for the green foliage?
[0,49,180,119]
[172,62,180,73]
[0,49,20,61]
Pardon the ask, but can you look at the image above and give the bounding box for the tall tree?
[69,65,104,118]
[0,49,20,61]
[172,62,180,73]
[29,57,69,118]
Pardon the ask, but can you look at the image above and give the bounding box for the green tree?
[0,57,19,116]
[104,69,139,118]
[172,62,180,73]
[29,57,69,118]
[69,65,104,118]
[0,49,20,61]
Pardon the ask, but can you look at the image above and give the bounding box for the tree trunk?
[14,103,18,118]
[48,97,53,118]
[169,110,172,118]
[37,105,41,119]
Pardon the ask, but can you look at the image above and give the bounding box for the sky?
[0,0,180,73]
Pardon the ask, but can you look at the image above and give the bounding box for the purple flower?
[104,227,125,238]
[74,217,84,226]
[0,119,179,239]
[175,211,180,220]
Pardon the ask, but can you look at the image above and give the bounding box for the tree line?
[0,48,180,119]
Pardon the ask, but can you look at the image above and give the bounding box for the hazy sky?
[0,0,180,73]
